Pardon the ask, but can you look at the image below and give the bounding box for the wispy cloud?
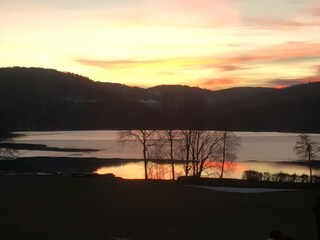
[226,42,320,64]
[267,75,320,88]
[76,41,320,74]
[76,59,163,69]
[243,18,320,30]
[201,64,252,72]
[200,78,237,89]
[0,0,140,9]
[315,65,320,75]
[217,65,249,72]
[303,5,320,17]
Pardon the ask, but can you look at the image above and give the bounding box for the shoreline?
[0,156,319,176]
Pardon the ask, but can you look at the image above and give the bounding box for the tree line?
[242,170,320,183]
[119,130,241,180]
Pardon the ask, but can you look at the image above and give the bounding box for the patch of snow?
[189,185,297,193]
[138,98,161,107]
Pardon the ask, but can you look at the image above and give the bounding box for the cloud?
[243,18,320,30]
[142,0,241,28]
[267,75,320,88]
[214,65,251,72]
[201,78,237,89]
[76,59,163,69]
[76,41,320,72]
[92,0,243,28]
[218,66,245,71]
[315,65,320,75]
[0,0,140,9]
[199,63,252,72]
[304,6,320,17]
[225,42,320,65]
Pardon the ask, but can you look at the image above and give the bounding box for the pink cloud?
[201,78,237,89]
[76,41,320,71]
[192,42,320,72]
[141,0,242,27]
[218,65,245,71]
[203,64,251,72]
[268,76,320,88]
[93,0,242,28]
[255,42,320,61]
[303,5,320,17]
[244,18,320,30]
[220,42,320,65]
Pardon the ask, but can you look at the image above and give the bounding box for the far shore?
[0,156,319,178]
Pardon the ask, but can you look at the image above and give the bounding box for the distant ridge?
[1,67,319,132]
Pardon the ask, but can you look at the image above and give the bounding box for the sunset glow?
[1,0,320,89]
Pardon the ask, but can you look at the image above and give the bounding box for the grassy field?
[0,175,318,240]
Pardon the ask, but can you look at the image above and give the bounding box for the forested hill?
[1,67,320,132]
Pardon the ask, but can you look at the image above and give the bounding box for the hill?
[1,67,319,132]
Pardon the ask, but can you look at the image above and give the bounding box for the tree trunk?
[143,146,148,180]
[309,150,313,183]
[169,132,175,180]
[219,134,226,179]
[185,144,190,176]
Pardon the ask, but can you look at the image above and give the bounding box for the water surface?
[12,131,320,179]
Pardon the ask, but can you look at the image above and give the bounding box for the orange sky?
[1,0,320,89]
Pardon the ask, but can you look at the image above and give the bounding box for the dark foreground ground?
[0,176,318,240]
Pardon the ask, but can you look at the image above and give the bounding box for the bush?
[300,174,309,183]
[262,172,271,181]
[242,170,262,181]
[313,176,320,183]
[289,174,298,183]
[274,172,290,182]
[242,170,319,184]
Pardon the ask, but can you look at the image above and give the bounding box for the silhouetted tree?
[176,130,194,176]
[189,131,221,177]
[147,162,169,180]
[294,134,319,183]
[152,130,177,180]
[242,170,262,181]
[262,172,271,181]
[300,174,309,183]
[218,131,241,178]
[119,130,155,179]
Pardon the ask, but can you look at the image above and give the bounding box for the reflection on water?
[95,161,320,180]
[12,130,320,179]
[96,162,145,179]
[96,162,185,180]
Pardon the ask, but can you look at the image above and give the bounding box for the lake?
[12,130,320,179]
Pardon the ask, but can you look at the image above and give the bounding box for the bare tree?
[166,130,176,180]
[153,130,178,180]
[218,131,241,179]
[119,130,155,179]
[176,130,194,176]
[293,134,319,183]
[189,130,221,177]
[147,162,170,180]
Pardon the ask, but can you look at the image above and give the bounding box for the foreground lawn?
[0,176,318,240]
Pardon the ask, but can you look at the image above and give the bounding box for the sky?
[1,0,320,89]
